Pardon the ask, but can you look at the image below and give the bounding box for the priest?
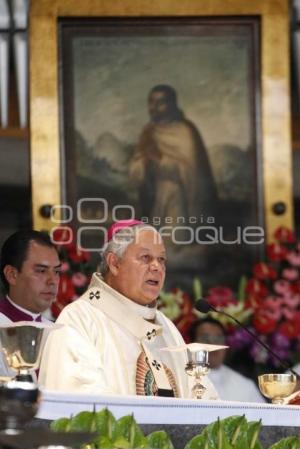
[39,220,218,398]
[0,230,61,378]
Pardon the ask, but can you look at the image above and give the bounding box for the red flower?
[175,315,197,343]
[244,295,262,310]
[206,286,237,308]
[266,243,288,262]
[253,263,277,280]
[263,296,282,321]
[278,312,300,338]
[51,226,75,250]
[51,301,65,318]
[246,279,268,298]
[68,247,91,263]
[56,274,76,302]
[292,281,300,294]
[273,226,295,243]
[52,274,77,318]
[252,309,277,334]
[180,292,194,314]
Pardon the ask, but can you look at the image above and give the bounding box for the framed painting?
[29,0,293,290]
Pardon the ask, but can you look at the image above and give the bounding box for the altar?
[37,391,300,448]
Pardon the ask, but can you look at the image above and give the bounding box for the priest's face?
[8,241,61,313]
[110,229,166,306]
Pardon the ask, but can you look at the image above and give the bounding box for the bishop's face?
[109,229,166,306]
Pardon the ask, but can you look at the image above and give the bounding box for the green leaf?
[147,430,174,449]
[222,415,244,442]
[193,278,202,301]
[268,436,300,449]
[184,433,207,449]
[94,408,116,439]
[237,276,247,303]
[246,420,262,449]
[50,417,71,432]
[93,435,114,449]
[222,415,248,449]
[202,419,232,449]
[112,436,132,448]
[69,411,96,432]
[112,414,146,447]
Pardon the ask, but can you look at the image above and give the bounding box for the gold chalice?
[258,373,296,404]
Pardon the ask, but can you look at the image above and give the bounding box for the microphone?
[195,298,299,378]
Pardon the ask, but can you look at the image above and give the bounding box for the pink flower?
[273,279,292,295]
[286,252,300,267]
[281,293,300,309]
[282,268,299,281]
[281,307,296,321]
[72,272,88,287]
[61,262,70,273]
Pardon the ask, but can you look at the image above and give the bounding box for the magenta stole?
[0,297,42,322]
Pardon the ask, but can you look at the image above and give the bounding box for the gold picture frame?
[30,0,293,244]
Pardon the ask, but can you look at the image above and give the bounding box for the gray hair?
[100,223,158,275]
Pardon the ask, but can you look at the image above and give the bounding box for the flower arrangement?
[51,227,95,318]
[158,227,300,372]
[158,287,197,342]
[204,226,300,371]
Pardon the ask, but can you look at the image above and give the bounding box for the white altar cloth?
[37,390,300,427]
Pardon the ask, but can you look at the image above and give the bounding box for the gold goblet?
[258,373,296,404]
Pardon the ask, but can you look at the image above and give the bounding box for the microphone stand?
[202,302,299,379]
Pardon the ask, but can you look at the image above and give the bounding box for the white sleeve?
[38,309,118,395]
